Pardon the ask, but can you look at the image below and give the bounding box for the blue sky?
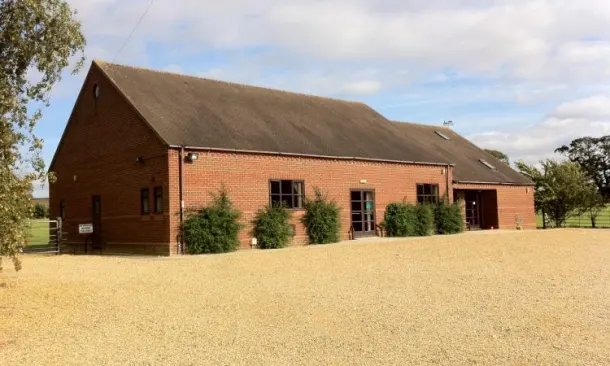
[32,0,610,196]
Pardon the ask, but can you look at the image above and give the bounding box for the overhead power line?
[111,0,156,63]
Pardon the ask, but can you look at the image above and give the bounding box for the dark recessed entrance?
[464,191,481,229]
[351,190,376,238]
[455,189,499,230]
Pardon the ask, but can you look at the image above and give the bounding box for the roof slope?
[392,122,533,185]
[96,61,449,165]
[93,61,530,184]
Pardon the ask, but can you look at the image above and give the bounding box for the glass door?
[351,190,376,238]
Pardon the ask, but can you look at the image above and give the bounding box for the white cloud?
[469,95,610,164]
[45,0,610,164]
[66,0,610,84]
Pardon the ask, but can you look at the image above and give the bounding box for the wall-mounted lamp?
[185,152,199,162]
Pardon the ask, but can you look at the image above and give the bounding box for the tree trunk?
[542,208,546,229]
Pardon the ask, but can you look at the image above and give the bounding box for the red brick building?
[49,61,535,255]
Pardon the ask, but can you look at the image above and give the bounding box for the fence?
[538,206,610,229]
[22,218,63,254]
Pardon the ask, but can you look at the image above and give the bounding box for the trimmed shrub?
[414,204,435,236]
[383,202,417,237]
[434,199,464,235]
[252,205,293,249]
[182,187,243,254]
[33,203,49,219]
[301,187,341,244]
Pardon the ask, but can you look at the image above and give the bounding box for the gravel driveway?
[2,229,609,365]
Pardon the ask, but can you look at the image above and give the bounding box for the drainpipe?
[179,146,185,254]
[446,164,451,202]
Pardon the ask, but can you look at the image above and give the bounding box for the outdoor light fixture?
[186,152,199,162]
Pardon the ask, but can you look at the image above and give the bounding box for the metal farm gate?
[22,218,63,254]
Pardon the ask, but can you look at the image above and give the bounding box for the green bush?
[182,187,243,254]
[382,202,416,237]
[301,188,341,244]
[434,199,464,235]
[414,204,435,236]
[33,203,49,219]
[383,202,434,237]
[252,205,293,249]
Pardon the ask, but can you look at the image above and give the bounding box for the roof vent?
[435,131,451,140]
[479,159,497,170]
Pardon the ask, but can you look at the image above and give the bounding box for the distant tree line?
[488,135,609,228]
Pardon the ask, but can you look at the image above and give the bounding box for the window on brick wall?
[417,184,440,204]
[141,188,150,215]
[270,180,304,209]
[154,186,164,213]
[59,199,66,220]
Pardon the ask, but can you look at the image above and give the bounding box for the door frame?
[350,189,377,238]
[464,191,481,230]
[91,195,103,250]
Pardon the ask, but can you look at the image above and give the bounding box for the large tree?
[484,149,510,165]
[1,0,85,271]
[556,136,610,198]
[579,185,606,228]
[516,159,596,228]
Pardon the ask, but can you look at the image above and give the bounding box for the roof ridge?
[93,59,368,106]
[392,120,451,130]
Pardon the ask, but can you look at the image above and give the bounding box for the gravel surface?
[1,229,609,365]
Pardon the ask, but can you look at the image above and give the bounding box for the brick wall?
[49,64,171,255]
[48,64,536,256]
[168,149,453,251]
[453,183,536,230]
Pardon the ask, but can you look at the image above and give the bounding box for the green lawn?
[537,205,610,228]
[25,220,53,248]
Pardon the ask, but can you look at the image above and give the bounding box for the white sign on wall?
[79,224,94,234]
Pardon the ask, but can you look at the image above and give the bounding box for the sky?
[32,0,610,197]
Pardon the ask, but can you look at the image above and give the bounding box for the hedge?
[414,204,435,236]
[182,187,243,254]
[434,199,464,235]
[382,202,417,237]
[301,188,341,244]
[252,205,293,249]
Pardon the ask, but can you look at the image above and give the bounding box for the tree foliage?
[33,203,49,219]
[252,204,293,249]
[516,159,596,227]
[382,202,417,237]
[414,204,435,236]
[484,149,510,165]
[434,198,464,235]
[579,184,607,228]
[1,0,86,271]
[556,136,610,198]
[301,187,341,244]
[182,187,243,254]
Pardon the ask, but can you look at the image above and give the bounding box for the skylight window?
[435,131,451,140]
[479,159,497,170]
